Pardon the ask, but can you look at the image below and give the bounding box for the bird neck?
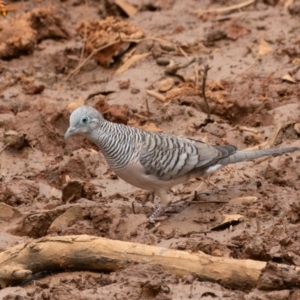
[88,121,142,170]
[88,121,113,151]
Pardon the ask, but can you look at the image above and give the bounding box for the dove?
[65,105,299,221]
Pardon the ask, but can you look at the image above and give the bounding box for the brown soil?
[0,0,300,299]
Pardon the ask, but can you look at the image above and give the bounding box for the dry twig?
[0,143,9,155]
[164,57,196,76]
[65,36,183,81]
[201,65,212,121]
[245,123,283,151]
[194,0,255,15]
[146,89,166,103]
[65,40,121,81]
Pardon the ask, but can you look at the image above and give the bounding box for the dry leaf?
[50,188,62,200]
[225,22,249,40]
[90,148,99,154]
[294,123,300,134]
[292,58,300,65]
[258,38,272,56]
[211,214,244,231]
[0,202,19,219]
[116,52,150,74]
[282,74,296,83]
[48,207,83,233]
[66,98,85,111]
[115,0,137,17]
[77,17,144,66]
[158,78,175,92]
[283,0,294,8]
[165,83,199,101]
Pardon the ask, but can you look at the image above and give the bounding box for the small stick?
[253,156,269,165]
[194,0,255,15]
[65,36,189,81]
[0,143,9,155]
[178,47,189,60]
[145,98,151,113]
[186,200,229,204]
[235,125,262,134]
[146,90,166,103]
[245,123,283,151]
[194,57,199,87]
[196,180,204,192]
[132,202,136,214]
[134,113,148,121]
[165,57,196,76]
[202,65,211,120]
[148,222,161,233]
[65,40,122,81]
[180,57,196,69]
[79,10,88,63]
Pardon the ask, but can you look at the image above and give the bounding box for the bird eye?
[81,116,88,124]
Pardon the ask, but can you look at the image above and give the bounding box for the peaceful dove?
[65,106,299,221]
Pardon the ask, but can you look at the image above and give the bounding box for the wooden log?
[0,235,298,290]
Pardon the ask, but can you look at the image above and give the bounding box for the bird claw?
[149,205,167,223]
[149,215,169,223]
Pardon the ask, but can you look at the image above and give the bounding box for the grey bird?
[65,105,299,221]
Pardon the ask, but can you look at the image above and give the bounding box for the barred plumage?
[65,105,300,221]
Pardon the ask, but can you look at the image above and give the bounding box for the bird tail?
[218,147,299,166]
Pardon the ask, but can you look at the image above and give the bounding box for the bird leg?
[149,205,166,223]
[149,189,170,223]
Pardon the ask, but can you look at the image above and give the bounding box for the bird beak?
[64,127,76,139]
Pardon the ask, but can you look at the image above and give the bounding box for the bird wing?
[139,133,237,181]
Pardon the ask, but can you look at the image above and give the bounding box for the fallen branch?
[0,235,262,288]
[0,235,300,290]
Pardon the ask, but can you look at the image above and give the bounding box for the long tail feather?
[219,147,299,166]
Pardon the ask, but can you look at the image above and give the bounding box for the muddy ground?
[0,0,300,299]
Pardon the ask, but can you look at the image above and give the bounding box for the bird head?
[64,105,104,139]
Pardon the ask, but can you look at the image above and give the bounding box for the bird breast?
[113,161,190,191]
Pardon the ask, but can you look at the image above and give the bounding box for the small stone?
[212,249,223,257]
[22,82,45,95]
[159,41,176,51]
[294,123,300,134]
[0,202,20,219]
[157,78,175,92]
[4,130,27,149]
[62,180,84,203]
[118,79,130,89]
[156,57,170,66]
[48,206,83,233]
[290,289,300,300]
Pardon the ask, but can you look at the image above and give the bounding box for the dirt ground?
[0,0,300,299]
